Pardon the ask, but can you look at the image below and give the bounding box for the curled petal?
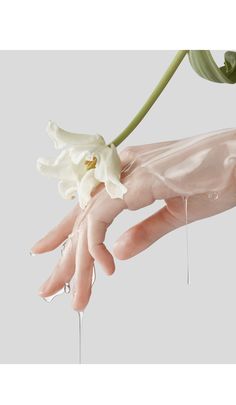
[37,150,77,181]
[37,149,87,183]
[58,180,77,200]
[105,178,128,199]
[77,169,100,209]
[95,144,127,199]
[94,144,120,182]
[46,121,106,149]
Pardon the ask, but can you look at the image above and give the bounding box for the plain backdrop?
[0,50,236,363]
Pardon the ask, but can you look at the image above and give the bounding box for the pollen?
[84,156,97,170]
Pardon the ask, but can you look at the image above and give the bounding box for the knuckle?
[89,242,102,258]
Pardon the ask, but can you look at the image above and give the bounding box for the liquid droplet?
[60,234,73,256]
[43,283,71,303]
[92,264,96,286]
[64,283,70,294]
[183,196,190,285]
[207,191,220,200]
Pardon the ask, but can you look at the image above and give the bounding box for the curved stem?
[109,50,188,147]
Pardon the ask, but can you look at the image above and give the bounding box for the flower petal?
[69,151,88,181]
[58,180,77,200]
[77,169,100,209]
[46,121,106,150]
[105,179,128,199]
[70,148,92,165]
[94,144,127,199]
[37,148,88,183]
[94,144,119,182]
[37,150,77,181]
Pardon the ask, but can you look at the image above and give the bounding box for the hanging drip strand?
[183,196,190,285]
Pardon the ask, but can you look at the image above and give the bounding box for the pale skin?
[31,132,236,311]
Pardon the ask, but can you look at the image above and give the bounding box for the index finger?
[31,203,80,254]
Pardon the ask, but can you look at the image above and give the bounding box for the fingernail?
[38,290,45,296]
[39,288,49,297]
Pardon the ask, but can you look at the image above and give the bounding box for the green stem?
[110,50,188,147]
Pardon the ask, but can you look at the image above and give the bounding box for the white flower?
[37,121,127,209]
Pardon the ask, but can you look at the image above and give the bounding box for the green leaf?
[188,50,236,84]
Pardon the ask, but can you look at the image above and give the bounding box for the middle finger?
[72,221,94,311]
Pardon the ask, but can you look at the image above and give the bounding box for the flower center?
[84,156,97,170]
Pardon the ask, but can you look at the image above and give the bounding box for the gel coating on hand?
[33,128,236,311]
[127,128,236,199]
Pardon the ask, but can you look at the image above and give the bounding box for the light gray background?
[0,51,236,363]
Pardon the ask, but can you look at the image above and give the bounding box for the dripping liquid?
[42,263,96,364]
[183,196,190,285]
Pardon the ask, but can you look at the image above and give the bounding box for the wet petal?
[78,169,100,209]
[47,121,106,150]
[95,144,127,199]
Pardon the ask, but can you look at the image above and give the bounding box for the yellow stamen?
[84,156,97,170]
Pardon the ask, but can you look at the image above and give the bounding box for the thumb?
[113,205,182,260]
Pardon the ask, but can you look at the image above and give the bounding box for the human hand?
[32,128,236,310]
